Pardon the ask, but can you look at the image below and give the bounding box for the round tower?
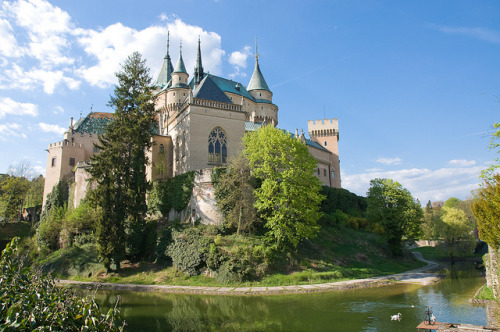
[166,42,190,111]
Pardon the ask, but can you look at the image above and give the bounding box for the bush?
[36,205,65,251]
[0,238,124,331]
[166,228,210,276]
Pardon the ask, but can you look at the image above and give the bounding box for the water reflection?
[95,262,487,331]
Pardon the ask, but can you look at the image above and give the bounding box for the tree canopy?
[366,178,423,255]
[89,52,156,270]
[242,126,324,250]
[473,174,500,249]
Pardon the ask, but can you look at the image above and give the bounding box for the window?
[317,168,320,175]
[331,170,335,179]
[208,127,227,164]
[69,158,75,166]
[324,141,327,147]
[51,157,56,167]
[323,168,327,177]
[159,144,165,154]
[93,147,99,153]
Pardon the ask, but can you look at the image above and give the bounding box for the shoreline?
[58,253,443,296]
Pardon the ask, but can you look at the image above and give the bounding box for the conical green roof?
[247,59,270,91]
[154,50,174,87]
[174,51,187,74]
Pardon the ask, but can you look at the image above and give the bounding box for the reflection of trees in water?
[166,295,282,331]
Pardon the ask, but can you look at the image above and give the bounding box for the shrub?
[166,228,210,275]
[0,238,124,331]
[36,205,65,251]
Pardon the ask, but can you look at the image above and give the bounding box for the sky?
[0,0,498,203]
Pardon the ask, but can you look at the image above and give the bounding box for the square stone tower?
[308,118,341,188]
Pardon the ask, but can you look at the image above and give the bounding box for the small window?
[159,144,165,154]
[51,157,56,167]
[93,147,99,153]
[323,169,327,177]
[173,92,176,96]
[317,168,320,175]
[324,141,327,147]
[331,170,335,179]
[69,158,75,166]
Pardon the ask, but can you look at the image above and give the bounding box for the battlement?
[308,118,339,137]
[48,140,85,149]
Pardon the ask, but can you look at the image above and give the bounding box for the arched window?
[208,127,227,164]
[324,141,327,147]
[159,144,165,154]
[331,169,335,179]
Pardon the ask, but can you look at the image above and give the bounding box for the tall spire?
[194,36,204,85]
[247,37,270,91]
[174,39,187,74]
[154,31,174,87]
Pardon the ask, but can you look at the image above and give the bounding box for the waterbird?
[391,313,402,321]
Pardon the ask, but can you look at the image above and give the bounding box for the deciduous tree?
[435,206,475,262]
[243,126,323,250]
[366,178,423,255]
[473,174,500,249]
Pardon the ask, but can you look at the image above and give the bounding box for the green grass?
[52,226,426,287]
[476,285,496,301]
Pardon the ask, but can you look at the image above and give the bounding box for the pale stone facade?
[42,37,342,223]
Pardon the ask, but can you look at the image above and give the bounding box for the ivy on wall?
[148,171,195,217]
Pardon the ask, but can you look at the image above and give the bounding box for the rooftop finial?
[255,37,259,63]
[167,31,170,55]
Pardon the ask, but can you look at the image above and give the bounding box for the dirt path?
[58,253,442,295]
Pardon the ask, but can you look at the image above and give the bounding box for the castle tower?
[247,40,278,125]
[166,42,190,110]
[308,118,341,188]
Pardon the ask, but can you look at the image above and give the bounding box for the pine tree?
[89,52,156,270]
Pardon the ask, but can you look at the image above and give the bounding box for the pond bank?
[58,252,443,295]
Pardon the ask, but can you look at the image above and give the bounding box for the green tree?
[243,126,323,250]
[472,174,500,249]
[0,176,30,221]
[213,155,258,235]
[366,178,423,255]
[435,206,475,262]
[89,52,156,270]
[480,122,500,181]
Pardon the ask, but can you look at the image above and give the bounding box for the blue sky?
[0,0,498,203]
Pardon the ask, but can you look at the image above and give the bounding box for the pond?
[96,262,488,331]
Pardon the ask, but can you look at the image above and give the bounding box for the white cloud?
[0,97,38,118]
[342,165,484,203]
[376,157,402,165]
[0,122,27,139]
[77,19,224,88]
[229,46,252,68]
[53,106,64,114]
[448,159,476,167]
[2,0,74,67]
[38,122,65,135]
[429,24,500,44]
[0,18,24,57]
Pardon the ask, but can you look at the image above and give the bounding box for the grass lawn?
[39,226,426,287]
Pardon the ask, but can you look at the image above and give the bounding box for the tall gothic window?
[208,127,227,164]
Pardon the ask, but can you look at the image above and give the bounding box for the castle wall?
[146,135,173,182]
[73,163,92,208]
[308,146,334,187]
[190,168,222,225]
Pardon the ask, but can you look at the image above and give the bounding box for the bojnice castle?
[43,37,341,224]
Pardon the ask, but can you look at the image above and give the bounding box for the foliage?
[40,179,69,223]
[148,171,195,217]
[243,126,324,250]
[366,178,423,255]
[473,174,500,249]
[480,122,500,181]
[0,238,124,331]
[0,175,30,221]
[213,155,259,235]
[36,205,65,251]
[166,228,211,276]
[320,186,367,217]
[89,52,156,269]
[65,200,99,232]
[434,206,475,261]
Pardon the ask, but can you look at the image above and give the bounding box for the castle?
[43,37,341,223]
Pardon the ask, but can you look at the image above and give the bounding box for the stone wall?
[485,244,500,299]
[190,168,222,226]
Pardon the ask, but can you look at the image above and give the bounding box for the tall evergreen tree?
[90,52,156,270]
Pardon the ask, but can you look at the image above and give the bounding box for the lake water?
[96,262,488,331]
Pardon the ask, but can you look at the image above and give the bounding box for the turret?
[171,42,189,88]
[154,31,174,88]
[308,119,341,188]
[247,42,272,102]
[166,42,190,110]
